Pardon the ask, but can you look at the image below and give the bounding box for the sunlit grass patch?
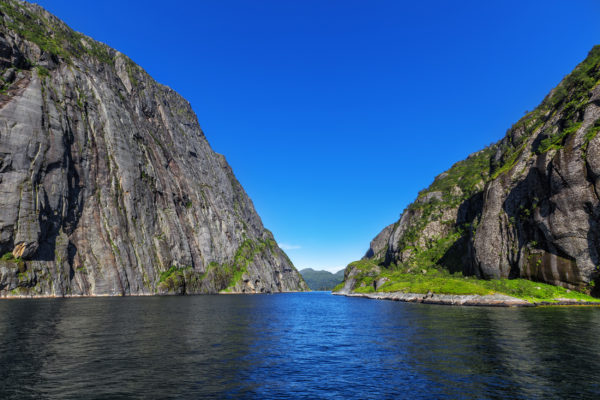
[356,267,600,303]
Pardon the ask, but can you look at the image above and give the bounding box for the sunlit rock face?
[357,45,600,294]
[0,0,308,296]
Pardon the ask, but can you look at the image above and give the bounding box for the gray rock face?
[472,92,600,289]
[363,223,394,259]
[0,0,307,296]
[354,45,600,295]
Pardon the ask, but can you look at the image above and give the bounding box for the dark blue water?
[0,292,599,399]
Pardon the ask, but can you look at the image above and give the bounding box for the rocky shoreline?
[0,290,307,299]
[332,291,600,307]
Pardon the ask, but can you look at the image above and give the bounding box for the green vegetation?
[159,266,183,283]
[336,47,600,304]
[343,259,382,292]
[158,265,190,292]
[34,65,50,78]
[213,240,253,291]
[216,237,278,292]
[490,141,526,179]
[480,278,597,303]
[0,0,114,64]
[346,263,599,303]
[1,251,23,265]
[126,60,141,88]
[410,231,462,269]
[544,45,600,109]
[582,119,600,159]
[489,45,600,174]
[537,122,582,154]
[491,112,544,179]
[153,237,280,294]
[416,145,495,205]
[1,251,25,274]
[393,208,464,274]
[349,259,380,272]
[391,146,496,266]
[299,268,344,290]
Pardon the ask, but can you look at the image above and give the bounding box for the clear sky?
[35,0,600,272]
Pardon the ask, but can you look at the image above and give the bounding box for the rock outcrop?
[346,45,600,295]
[0,0,308,296]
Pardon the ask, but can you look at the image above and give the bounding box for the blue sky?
[36,0,600,272]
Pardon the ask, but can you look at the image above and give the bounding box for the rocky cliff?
[341,45,600,296]
[0,0,308,296]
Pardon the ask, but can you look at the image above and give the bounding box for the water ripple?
[0,293,599,399]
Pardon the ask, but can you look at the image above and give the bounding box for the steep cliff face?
[345,45,600,295]
[0,0,308,296]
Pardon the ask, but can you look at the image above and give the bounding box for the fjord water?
[1,293,599,399]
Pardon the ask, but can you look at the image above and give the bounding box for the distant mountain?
[299,268,345,291]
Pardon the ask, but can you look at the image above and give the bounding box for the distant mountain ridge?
[299,268,344,291]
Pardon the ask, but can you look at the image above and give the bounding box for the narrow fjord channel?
[1,292,599,399]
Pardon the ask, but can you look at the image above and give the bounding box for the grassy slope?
[336,46,600,304]
[337,260,600,304]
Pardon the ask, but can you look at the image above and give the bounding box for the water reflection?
[0,294,599,399]
[0,299,65,398]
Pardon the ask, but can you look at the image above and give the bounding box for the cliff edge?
[0,0,308,296]
[339,45,600,300]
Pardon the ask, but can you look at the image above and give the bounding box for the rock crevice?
[0,0,307,296]
[352,45,600,295]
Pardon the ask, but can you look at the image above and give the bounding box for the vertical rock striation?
[0,0,308,296]
[344,45,600,295]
